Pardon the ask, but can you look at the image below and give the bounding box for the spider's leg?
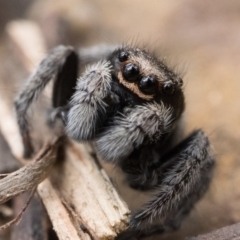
[65,60,119,141]
[130,130,215,229]
[14,45,78,158]
[58,44,121,141]
[51,44,118,124]
[120,120,185,191]
[96,102,174,163]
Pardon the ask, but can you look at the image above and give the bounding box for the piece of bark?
[11,192,48,240]
[3,19,130,239]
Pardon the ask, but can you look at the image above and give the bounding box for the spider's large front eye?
[139,76,156,94]
[123,63,140,82]
[162,82,174,95]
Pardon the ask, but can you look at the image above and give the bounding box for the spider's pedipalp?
[14,45,78,158]
[130,130,215,229]
[96,102,174,162]
[66,61,119,141]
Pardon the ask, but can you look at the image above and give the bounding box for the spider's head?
[108,46,185,120]
[92,46,186,162]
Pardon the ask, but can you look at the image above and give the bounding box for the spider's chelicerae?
[15,44,215,239]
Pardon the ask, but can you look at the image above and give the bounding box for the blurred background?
[0,0,240,239]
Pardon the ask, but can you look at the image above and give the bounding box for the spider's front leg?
[130,130,215,230]
[14,45,78,158]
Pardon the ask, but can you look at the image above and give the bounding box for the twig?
[0,141,57,204]
[11,192,48,240]
[0,187,36,231]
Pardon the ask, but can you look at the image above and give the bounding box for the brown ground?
[0,0,240,239]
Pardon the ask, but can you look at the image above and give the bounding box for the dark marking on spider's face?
[108,46,185,120]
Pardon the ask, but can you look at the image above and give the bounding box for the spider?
[14,44,215,239]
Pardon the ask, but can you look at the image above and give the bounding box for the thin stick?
[0,188,36,231]
[0,140,57,204]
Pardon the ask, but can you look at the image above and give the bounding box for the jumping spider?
[15,44,215,239]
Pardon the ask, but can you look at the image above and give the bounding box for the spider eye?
[163,82,174,94]
[139,76,156,94]
[123,63,140,82]
[118,51,129,62]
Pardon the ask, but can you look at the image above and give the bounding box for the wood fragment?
[61,198,93,240]
[52,141,130,239]
[37,179,82,240]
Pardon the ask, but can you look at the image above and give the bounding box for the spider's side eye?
[118,51,129,62]
[123,63,140,82]
[163,82,174,95]
[139,76,156,94]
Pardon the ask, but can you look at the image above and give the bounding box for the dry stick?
[4,20,130,240]
[0,142,57,204]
